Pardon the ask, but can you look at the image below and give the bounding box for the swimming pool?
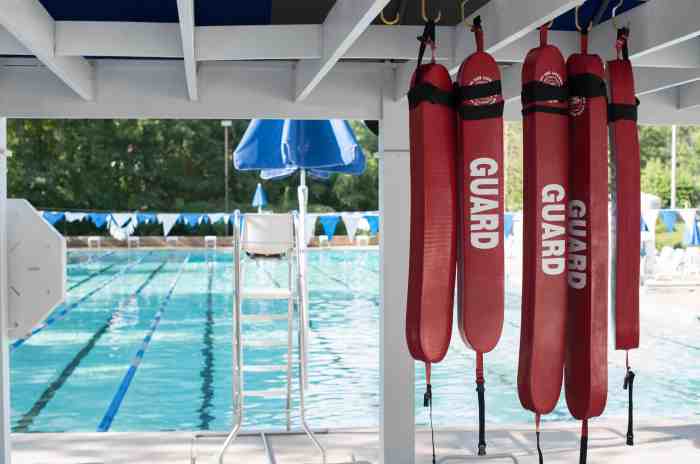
[10,250,700,433]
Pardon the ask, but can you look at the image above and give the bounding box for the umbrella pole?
[295,169,325,463]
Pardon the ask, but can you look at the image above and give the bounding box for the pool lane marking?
[97,255,190,432]
[67,258,122,291]
[197,261,215,430]
[11,253,152,351]
[11,259,169,433]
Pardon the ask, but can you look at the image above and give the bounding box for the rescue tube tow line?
[608,22,640,448]
[518,21,570,463]
[406,19,458,464]
[455,16,505,456]
[565,22,609,464]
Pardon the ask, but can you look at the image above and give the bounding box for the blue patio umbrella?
[234,118,366,249]
[234,119,366,387]
[252,183,268,213]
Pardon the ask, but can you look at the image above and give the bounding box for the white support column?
[671,125,677,209]
[0,117,11,464]
[378,67,414,464]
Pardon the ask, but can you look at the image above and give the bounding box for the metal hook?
[612,0,625,29]
[574,5,593,33]
[461,0,469,28]
[380,3,400,25]
[421,0,442,23]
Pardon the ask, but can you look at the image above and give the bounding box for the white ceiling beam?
[0,60,383,120]
[454,0,584,74]
[56,22,182,58]
[2,23,459,61]
[395,0,583,100]
[588,0,700,63]
[196,25,321,61]
[0,0,93,100]
[677,81,700,110]
[176,0,197,101]
[294,0,391,102]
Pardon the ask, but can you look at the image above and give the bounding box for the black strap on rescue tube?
[568,74,607,99]
[457,101,504,120]
[579,420,588,464]
[408,19,444,109]
[521,105,569,116]
[624,359,636,446]
[608,99,639,122]
[535,414,544,464]
[476,353,487,456]
[408,83,454,109]
[455,80,502,103]
[521,81,569,105]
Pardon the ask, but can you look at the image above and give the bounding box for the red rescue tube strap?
[518,40,570,417]
[564,51,609,422]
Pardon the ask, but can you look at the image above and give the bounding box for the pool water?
[10,250,700,433]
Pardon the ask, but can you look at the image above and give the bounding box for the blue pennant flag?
[659,210,678,233]
[319,215,340,242]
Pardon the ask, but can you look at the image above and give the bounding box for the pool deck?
[12,419,699,463]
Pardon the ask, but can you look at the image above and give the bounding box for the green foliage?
[7,119,380,214]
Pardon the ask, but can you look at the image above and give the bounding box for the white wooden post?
[378,67,414,464]
[0,117,11,464]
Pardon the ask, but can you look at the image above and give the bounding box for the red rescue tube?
[518,26,570,418]
[565,35,609,462]
[405,30,457,377]
[608,28,640,447]
[455,18,504,456]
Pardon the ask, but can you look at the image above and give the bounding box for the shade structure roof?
[2,0,700,125]
[33,0,646,28]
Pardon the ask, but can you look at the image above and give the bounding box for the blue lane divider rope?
[97,255,190,432]
[12,259,168,433]
[11,253,152,351]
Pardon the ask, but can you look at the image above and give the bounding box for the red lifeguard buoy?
[608,27,640,447]
[565,34,609,464]
[455,17,504,456]
[405,21,458,394]
[518,24,570,440]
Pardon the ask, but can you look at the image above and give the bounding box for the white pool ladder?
[190,212,325,464]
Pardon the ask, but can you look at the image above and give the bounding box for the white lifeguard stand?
[191,212,324,464]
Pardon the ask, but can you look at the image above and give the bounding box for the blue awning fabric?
[504,213,514,237]
[659,210,678,233]
[319,215,341,242]
[364,215,379,236]
[136,213,158,225]
[42,211,65,225]
[88,212,110,228]
[684,221,700,246]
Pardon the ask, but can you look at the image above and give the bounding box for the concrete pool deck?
[11,419,699,463]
